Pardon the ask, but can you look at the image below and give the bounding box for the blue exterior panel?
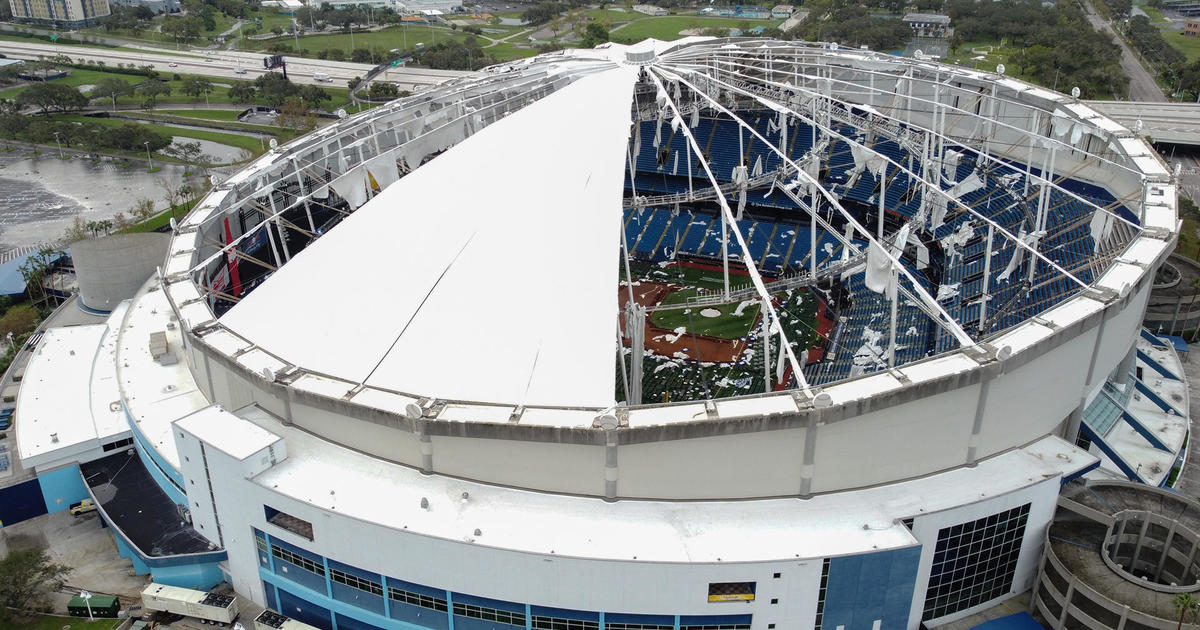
[452,617,523,630]
[823,546,921,630]
[278,585,335,630]
[38,464,89,514]
[0,477,48,527]
[337,613,388,630]
[390,600,450,630]
[332,582,387,616]
[264,580,279,612]
[151,561,224,590]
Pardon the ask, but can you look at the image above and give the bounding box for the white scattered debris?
[700,308,722,318]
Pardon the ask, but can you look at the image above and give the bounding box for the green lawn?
[649,288,761,339]
[1164,30,1200,63]
[242,24,471,58]
[7,614,122,630]
[613,16,780,42]
[160,108,246,121]
[482,40,540,60]
[54,113,264,158]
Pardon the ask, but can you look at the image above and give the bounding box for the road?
[1087,100,1200,144]
[0,40,470,90]
[1080,0,1166,102]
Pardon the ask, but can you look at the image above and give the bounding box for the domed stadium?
[10,37,1185,630]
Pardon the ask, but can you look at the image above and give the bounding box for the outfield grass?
[649,289,761,339]
[7,614,122,630]
[613,15,780,41]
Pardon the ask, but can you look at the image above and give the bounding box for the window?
[388,587,447,612]
[270,545,325,577]
[707,582,756,602]
[605,624,672,630]
[452,603,525,627]
[814,559,830,630]
[102,437,134,452]
[330,568,383,596]
[680,625,750,630]
[530,616,599,630]
[922,503,1031,620]
[772,573,781,579]
[264,505,314,541]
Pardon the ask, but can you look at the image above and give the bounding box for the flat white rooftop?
[16,305,130,470]
[236,401,1095,564]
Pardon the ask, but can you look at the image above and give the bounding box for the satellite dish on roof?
[1070,86,1081,99]
[269,138,278,150]
[209,173,220,187]
[995,345,1012,361]
[336,108,348,119]
[261,367,276,382]
[996,63,1005,75]
[404,402,423,419]
[812,392,833,408]
[594,414,618,430]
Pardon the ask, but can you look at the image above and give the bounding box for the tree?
[1177,593,1199,630]
[351,47,372,63]
[17,246,63,309]
[228,80,257,103]
[138,80,171,108]
[522,1,565,25]
[161,15,204,42]
[0,548,70,620]
[367,81,398,100]
[299,83,330,107]
[181,76,214,100]
[254,71,299,106]
[580,22,609,48]
[16,83,87,114]
[0,99,26,147]
[92,77,133,111]
[162,140,205,174]
[276,96,316,131]
[130,197,157,223]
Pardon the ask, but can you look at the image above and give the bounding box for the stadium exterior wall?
[71,233,170,313]
[178,415,1058,630]
[179,277,1154,500]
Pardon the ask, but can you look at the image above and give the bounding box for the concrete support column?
[1131,517,1151,573]
[1116,605,1130,630]
[1154,521,1178,581]
[1115,343,1137,386]
[799,412,818,498]
[1067,313,1107,443]
[967,362,1000,465]
[415,418,433,474]
[1057,576,1076,629]
[604,428,618,502]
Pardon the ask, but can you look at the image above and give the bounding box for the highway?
[1087,100,1200,145]
[0,40,470,90]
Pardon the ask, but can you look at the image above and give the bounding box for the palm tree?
[1175,592,1199,630]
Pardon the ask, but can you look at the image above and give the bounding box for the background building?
[10,0,111,28]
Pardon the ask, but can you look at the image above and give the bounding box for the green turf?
[242,24,471,58]
[53,113,264,158]
[649,289,761,340]
[7,614,123,630]
[612,15,780,41]
[1164,30,1200,63]
[160,108,247,121]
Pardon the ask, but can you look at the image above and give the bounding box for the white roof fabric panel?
[219,65,637,408]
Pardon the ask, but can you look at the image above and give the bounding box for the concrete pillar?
[798,412,818,498]
[1115,343,1137,386]
[1057,576,1076,629]
[604,428,618,501]
[1154,521,1177,582]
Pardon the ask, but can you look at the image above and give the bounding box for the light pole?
[80,590,93,621]
[144,141,153,171]
[293,18,300,52]
[52,131,63,159]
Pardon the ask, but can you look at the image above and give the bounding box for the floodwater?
[0,151,189,251]
[169,136,253,164]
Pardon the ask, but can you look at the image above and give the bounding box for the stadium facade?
[0,38,1190,630]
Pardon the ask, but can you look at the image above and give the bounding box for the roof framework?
[160,39,1165,417]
